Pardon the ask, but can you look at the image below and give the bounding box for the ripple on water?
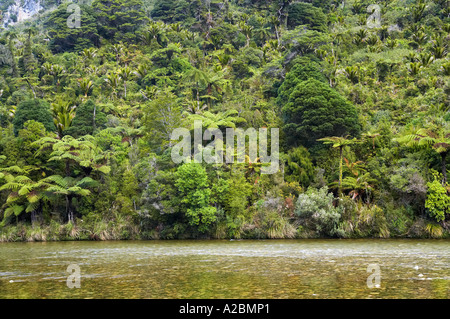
[0,239,448,298]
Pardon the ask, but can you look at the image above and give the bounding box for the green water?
[0,239,448,299]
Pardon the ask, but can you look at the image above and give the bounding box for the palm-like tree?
[342,171,375,202]
[318,136,358,195]
[354,29,368,44]
[268,15,281,46]
[78,78,94,98]
[41,63,65,86]
[80,47,98,67]
[141,22,167,46]
[212,51,232,69]
[418,52,434,67]
[430,36,448,59]
[51,99,76,138]
[411,0,427,22]
[134,64,149,80]
[408,62,423,75]
[118,66,133,98]
[412,30,427,46]
[43,175,97,223]
[0,166,46,225]
[33,135,110,177]
[111,43,125,65]
[204,67,231,107]
[239,22,253,47]
[362,131,381,152]
[345,65,359,84]
[185,99,208,115]
[186,109,246,130]
[184,67,209,109]
[394,121,450,185]
[105,72,122,99]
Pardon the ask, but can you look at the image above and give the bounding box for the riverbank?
[1,217,449,242]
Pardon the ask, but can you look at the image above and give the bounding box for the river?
[0,239,448,298]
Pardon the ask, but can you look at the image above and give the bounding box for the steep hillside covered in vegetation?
[0,0,449,241]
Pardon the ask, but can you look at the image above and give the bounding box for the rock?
[1,0,43,27]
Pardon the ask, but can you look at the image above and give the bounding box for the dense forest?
[0,0,449,241]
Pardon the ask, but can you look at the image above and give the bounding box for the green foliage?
[151,0,199,24]
[0,0,449,240]
[425,171,450,222]
[92,0,147,42]
[283,146,314,187]
[175,163,217,232]
[282,79,360,147]
[277,57,328,105]
[64,100,106,138]
[46,3,100,53]
[295,187,341,237]
[225,166,252,220]
[12,99,55,136]
[287,2,328,32]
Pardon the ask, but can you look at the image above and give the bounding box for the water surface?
[0,239,448,298]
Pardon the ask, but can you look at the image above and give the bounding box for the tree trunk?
[275,25,280,46]
[65,160,70,177]
[66,195,73,223]
[31,210,36,225]
[339,146,343,195]
[442,152,447,186]
[196,82,200,109]
[93,103,97,131]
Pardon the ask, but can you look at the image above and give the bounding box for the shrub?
[294,187,341,237]
[425,171,450,222]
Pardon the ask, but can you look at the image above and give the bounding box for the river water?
[0,239,448,298]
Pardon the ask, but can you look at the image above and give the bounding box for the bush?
[294,187,341,237]
[425,171,450,222]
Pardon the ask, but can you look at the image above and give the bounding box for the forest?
[0,0,449,241]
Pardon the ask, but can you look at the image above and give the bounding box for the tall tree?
[20,27,37,75]
[92,0,147,42]
[46,3,100,53]
[12,99,55,136]
[60,100,107,139]
[4,30,18,77]
[318,136,358,195]
[51,99,76,138]
[42,175,96,223]
[184,67,209,109]
[282,78,360,147]
[175,163,217,233]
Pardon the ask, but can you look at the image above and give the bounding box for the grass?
[0,213,141,242]
[425,223,444,239]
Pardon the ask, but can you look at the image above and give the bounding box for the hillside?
[0,0,449,241]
